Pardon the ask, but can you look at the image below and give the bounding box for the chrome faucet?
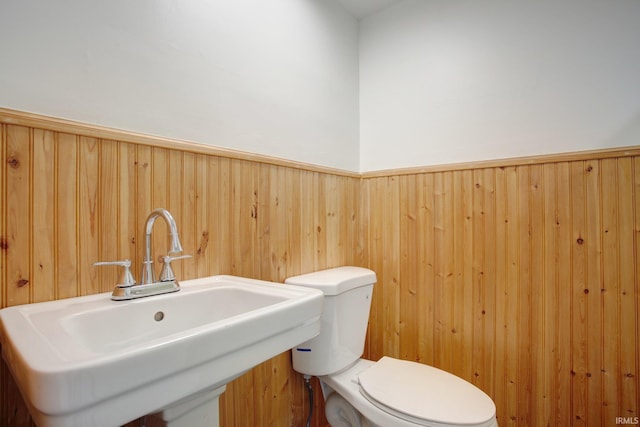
[141,208,183,284]
[94,208,190,300]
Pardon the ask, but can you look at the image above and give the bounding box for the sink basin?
[0,275,323,427]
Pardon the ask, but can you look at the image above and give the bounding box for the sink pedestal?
[148,385,226,427]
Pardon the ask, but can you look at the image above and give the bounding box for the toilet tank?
[286,267,376,376]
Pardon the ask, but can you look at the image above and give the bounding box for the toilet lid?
[358,357,496,426]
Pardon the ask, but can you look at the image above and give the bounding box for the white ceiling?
[334,0,402,19]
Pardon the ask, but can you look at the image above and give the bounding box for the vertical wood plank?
[383,176,400,358]
[542,163,557,425]
[117,143,137,275]
[399,175,418,362]
[367,177,383,359]
[275,165,288,280]
[268,165,286,281]
[288,169,302,279]
[325,174,340,268]
[634,156,640,420]
[601,158,620,421]
[244,158,256,283]
[0,124,5,309]
[471,169,485,389]
[257,162,271,280]
[443,171,454,373]
[584,160,603,425]
[251,164,262,279]
[417,173,435,365]
[167,149,183,280]
[300,170,315,274]
[0,125,5,311]
[460,170,474,382]
[151,147,169,274]
[31,129,55,302]
[504,166,520,425]
[362,177,375,358]
[217,158,232,274]
[434,172,445,368]
[358,176,369,275]
[434,172,455,371]
[556,162,572,424]
[482,167,497,399]
[270,353,291,426]
[616,157,637,418]
[233,372,255,426]
[6,125,31,306]
[98,140,118,294]
[494,165,508,423]
[181,152,196,279]
[529,164,545,425]
[285,167,301,276]
[316,172,327,272]
[135,145,152,282]
[517,165,532,424]
[254,357,273,427]
[56,133,79,299]
[195,154,209,278]
[570,160,589,425]
[229,160,242,277]
[205,156,220,275]
[78,137,99,296]
[348,175,362,266]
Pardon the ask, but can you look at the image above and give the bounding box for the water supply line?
[304,375,313,427]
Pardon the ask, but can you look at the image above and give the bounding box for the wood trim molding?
[2,108,638,179]
[0,108,360,178]
[361,145,640,178]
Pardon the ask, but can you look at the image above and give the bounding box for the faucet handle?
[158,254,192,282]
[93,259,137,287]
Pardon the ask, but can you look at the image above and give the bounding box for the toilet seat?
[358,357,496,427]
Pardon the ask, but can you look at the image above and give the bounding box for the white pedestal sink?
[147,384,227,427]
[0,275,323,427]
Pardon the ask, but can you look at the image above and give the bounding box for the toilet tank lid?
[285,267,376,295]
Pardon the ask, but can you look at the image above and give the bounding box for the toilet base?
[320,359,420,427]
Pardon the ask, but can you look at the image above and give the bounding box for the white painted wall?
[0,0,360,171]
[3,0,639,173]
[359,0,640,171]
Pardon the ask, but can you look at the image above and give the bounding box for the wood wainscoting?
[1,109,639,426]
[362,156,640,425]
[0,110,361,426]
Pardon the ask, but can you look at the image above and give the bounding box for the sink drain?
[154,311,165,322]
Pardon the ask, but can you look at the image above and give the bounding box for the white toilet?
[286,266,498,427]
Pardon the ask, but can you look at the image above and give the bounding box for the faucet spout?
[95,208,188,300]
[142,208,183,284]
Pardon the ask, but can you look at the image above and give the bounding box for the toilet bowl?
[286,267,498,427]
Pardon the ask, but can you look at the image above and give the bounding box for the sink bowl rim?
[0,274,323,422]
[2,275,317,370]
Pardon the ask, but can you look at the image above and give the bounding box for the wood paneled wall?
[362,158,640,425]
[0,115,360,426]
[1,110,639,426]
